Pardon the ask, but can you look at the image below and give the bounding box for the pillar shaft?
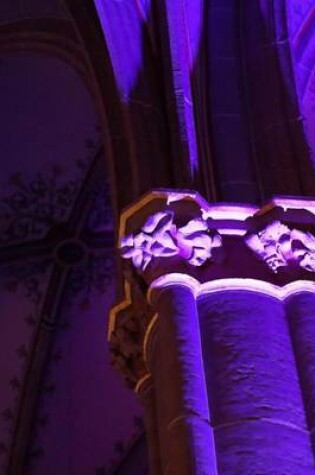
[198,289,315,474]
[149,284,217,475]
[137,378,162,475]
[112,191,315,474]
[286,292,315,456]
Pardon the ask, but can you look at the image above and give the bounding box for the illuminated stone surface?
[199,290,314,473]
[246,221,315,273]
[110,191,315,474]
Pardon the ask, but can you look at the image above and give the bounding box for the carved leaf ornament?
[120,210,315,274]
[120,211,222,271]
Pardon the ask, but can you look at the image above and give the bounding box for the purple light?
[94,0,151,99]
[149,273,315,302]
[261,197,315,215]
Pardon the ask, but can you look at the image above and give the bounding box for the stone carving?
[109,280,152,388]
[120,211,222,271]
[246,221,315,273]
[176,218,222,266]
[120,212,177,271]
[109,311,146,388]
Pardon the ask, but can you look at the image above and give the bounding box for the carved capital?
[120,210,222,271]
[109,191,315,388]
[246,221,315,273]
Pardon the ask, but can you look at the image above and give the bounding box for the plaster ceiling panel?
[0,0,69,23]
[0,51,101,243]
[26,277,142,475]
[0,259,53,461]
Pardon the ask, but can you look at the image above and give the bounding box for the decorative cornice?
[117,190,315,278]
[118,190,257,242]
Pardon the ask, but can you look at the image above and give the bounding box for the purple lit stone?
[286,292,315,455]
[150,285,217,475]
[120,211,221,270]
[198,290,315,474]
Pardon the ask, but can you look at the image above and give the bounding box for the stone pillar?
[286,290,315,455]
[149,282,217,475]
[136,375,162,475]
[109,190,315,475]
[198,287,315,474]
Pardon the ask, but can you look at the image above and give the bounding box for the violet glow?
[114,191,315,472]
[287,1,315,171]
[270,197,315,214]
[147,272,315,472]
[120,211,222,270]
[94,0,151,99]
[246,221,315,273]
[201,205,258,221]
[119,191,315,246]
[199,287,315,473]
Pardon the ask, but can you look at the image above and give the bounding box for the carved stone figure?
[246,221,315,273]
[120,211,222,271]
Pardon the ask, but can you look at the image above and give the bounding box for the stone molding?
[148,274,315,302]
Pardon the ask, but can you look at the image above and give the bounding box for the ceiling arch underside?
[0,5,143,475]
[287,0,315,167]
[66,0,315,212]
[0,19,92,90]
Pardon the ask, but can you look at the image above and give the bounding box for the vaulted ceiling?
[0,2,143,475]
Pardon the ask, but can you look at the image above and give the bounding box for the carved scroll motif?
[120,211,222,271]
[246,221,315,273]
